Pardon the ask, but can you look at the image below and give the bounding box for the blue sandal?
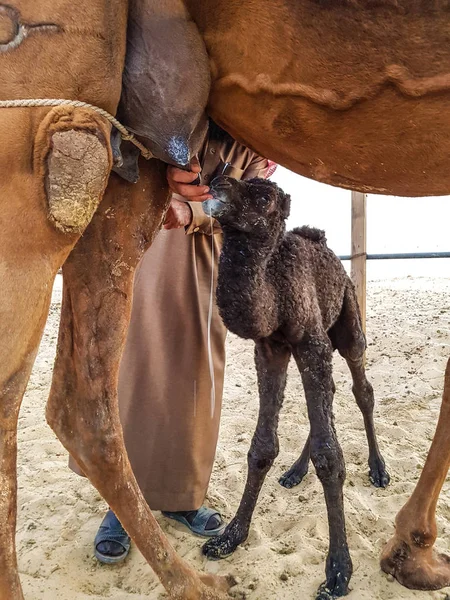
[94,510,131,564]
[162,507,226,537]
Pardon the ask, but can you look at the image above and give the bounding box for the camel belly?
[202,0,450,196]
[210,85,450,196]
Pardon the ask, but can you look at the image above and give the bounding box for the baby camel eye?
[256,194,277,214]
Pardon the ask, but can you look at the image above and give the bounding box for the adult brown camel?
[1,1,450,600]
[0,2,229,600]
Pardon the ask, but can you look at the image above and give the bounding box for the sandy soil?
[16,275,450,600]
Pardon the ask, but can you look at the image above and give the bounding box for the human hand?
[163,198,193,230]
[166,157,213,202]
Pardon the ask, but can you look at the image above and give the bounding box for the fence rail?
[346,191,448,338]
[339,251,450,261]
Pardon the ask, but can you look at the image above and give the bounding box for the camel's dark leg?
[330,285,389,487]
[46,161,231,600]
[203,338,291,560]
[381,357,450,590]
[279,380,336,489]
[345,356,389,487]
[279,433,311,488]
[294,335,352,600]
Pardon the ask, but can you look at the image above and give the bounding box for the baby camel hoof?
[316,588,335,600]
[315,554,351,600]
[369,462,390,488]
[315,585,346,600]
[278,465,308,489]
[315,577,349,600]
[202,526,244,560]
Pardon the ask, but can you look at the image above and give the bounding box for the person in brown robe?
[70,122,273,563]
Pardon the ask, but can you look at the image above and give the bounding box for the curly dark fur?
[202,177,389,600]
[292,225,327,243]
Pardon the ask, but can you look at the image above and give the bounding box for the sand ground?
[16,275,450,600]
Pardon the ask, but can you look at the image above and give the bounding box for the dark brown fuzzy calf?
[202,177,389,600]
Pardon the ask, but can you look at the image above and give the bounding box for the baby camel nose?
[211,176,233,190]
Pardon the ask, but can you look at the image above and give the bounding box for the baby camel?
[202,177,389,600]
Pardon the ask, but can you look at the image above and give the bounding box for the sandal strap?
[94,510,130,551]
[190,507,222,530]
[95,532,129,551]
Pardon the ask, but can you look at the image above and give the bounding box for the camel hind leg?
[0,249,58,600]
[45,162,231,600]
[381,357,450,590]
[279,381,333,488]
[294,334,352,600]
[280,284,389,489]
[279,433,311,488]
[0,339,41,600]
[330,284,389,488]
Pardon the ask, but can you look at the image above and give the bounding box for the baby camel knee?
[248,434,279,471]
[353,380,375,410]
[310,438,345,482]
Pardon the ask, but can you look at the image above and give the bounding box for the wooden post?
[351,191,367,335]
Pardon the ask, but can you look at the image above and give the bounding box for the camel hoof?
[381,535,450,590]
[202,522,245,561]
[181,573,235,600]
[278,465,308,488]
[315,550,351,600]
[315,580,349,600]
[369,461,390,488]
[202,537,236,561]
[315,587,335,600]
[198,573,236,598]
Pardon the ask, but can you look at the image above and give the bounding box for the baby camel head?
[203,176,291,237]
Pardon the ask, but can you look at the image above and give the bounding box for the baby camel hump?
[289,225,350,333]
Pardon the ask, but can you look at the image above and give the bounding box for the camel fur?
[202,176,389,598]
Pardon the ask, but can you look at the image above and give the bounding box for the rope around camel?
[1,98,223,419]
[0,98,154,160]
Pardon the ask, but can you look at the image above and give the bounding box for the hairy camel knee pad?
[34,106,112,234]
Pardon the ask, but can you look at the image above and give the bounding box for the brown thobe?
[70,127,269,511]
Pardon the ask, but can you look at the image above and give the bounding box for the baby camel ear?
[279,190,291,219]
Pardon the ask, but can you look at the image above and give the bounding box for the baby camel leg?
[203,338,291,559]
[381,357,450,590]
[46,163,231,600]
[282,287,389,490]
[279,432,311,488]
[344,355,389,487]
[334,286,389,486]
[278,377,337,488]
[294,336,352,600]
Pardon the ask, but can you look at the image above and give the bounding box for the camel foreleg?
[0,107,112,599]
[381,357,450,590]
